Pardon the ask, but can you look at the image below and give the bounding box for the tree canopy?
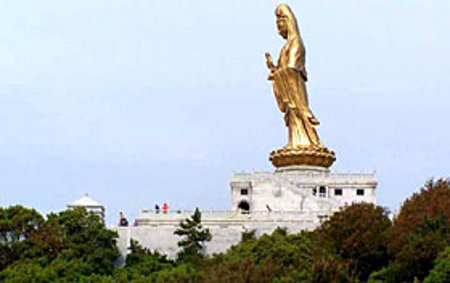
[0,178,448,282]
[0,206,119,282]
[314,202,391,281]
[382,179,450,282]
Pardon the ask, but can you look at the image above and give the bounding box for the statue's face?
[276,13,288,39]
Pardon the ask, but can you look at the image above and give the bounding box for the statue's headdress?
[275,4,300,40]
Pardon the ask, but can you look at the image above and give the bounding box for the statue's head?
[275,4,299,40]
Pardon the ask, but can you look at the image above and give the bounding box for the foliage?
[201,228,313,282]
[389,179,450,251]
[123,239,174,278]
[241,229,256,243]
[0,207,119,282]
[201,227,350,283]
[309,250,351,283]
[152,264,201,283]
[314,202,391,281]
[1,178,450,282]
[0,205,44,270]
[48,208,119,274]
[423,245,450,283]
[388,179,450,253]
[174,207,212,263]
[383,178,450,282]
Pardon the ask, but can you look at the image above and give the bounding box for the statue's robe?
[271,37,321,148]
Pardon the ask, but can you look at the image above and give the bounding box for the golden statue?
[266,4,335,168]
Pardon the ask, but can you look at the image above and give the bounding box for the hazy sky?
[0,1,448,224]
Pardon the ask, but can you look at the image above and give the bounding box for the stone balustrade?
[137,209,326,225]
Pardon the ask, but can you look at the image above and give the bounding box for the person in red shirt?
[162,203,169,214]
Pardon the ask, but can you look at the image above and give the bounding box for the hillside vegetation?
[0,179,448,282]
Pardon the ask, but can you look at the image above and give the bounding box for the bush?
[314,202,391,281]
[201,228,349,283]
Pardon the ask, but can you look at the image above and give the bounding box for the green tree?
[384,179,450,282]
[151,264,201,283]
[0,205,44,270]
[47,208,120,275]
[201,228,309,283]
[174,208,212,263]
[123,239,174,279]
[0,207,120,282]
[313,202,392,281]
[388,179,450,254]
[241,229,257,243]
[201,228,350,283]
[424,245,450,283]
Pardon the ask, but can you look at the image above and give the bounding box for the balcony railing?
[138,209,328,223]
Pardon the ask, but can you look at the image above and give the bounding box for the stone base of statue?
[269,146,336,168]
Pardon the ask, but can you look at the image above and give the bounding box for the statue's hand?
[265,52,276,71]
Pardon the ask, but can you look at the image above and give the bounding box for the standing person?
[162,203,169,214]
[119,212,128,227]
[155,204,160,214]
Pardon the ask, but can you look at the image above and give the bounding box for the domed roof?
[69,193,102,207]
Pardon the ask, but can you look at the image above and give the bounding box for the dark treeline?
[0,179,449,282]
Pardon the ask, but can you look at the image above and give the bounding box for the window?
[312,188,317,196]
[238,201,250,214]
[240,189,248,195]
[319,186,327,198]
[357,189,365,196]
[334,189,343,196]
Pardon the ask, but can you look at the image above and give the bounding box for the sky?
[0,0,448,225]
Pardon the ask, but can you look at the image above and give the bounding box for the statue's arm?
[286,40,308,81]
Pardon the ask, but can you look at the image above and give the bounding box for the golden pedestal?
[269,146,336,168]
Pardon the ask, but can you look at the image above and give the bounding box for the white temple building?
[67,193,105,222]
[114,166,377,261]
[231,166,376,215]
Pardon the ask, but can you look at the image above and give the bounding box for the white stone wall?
[115,213,320,264]
[115,166,377,263]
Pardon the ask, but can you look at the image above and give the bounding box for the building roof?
[69,193,102,207]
